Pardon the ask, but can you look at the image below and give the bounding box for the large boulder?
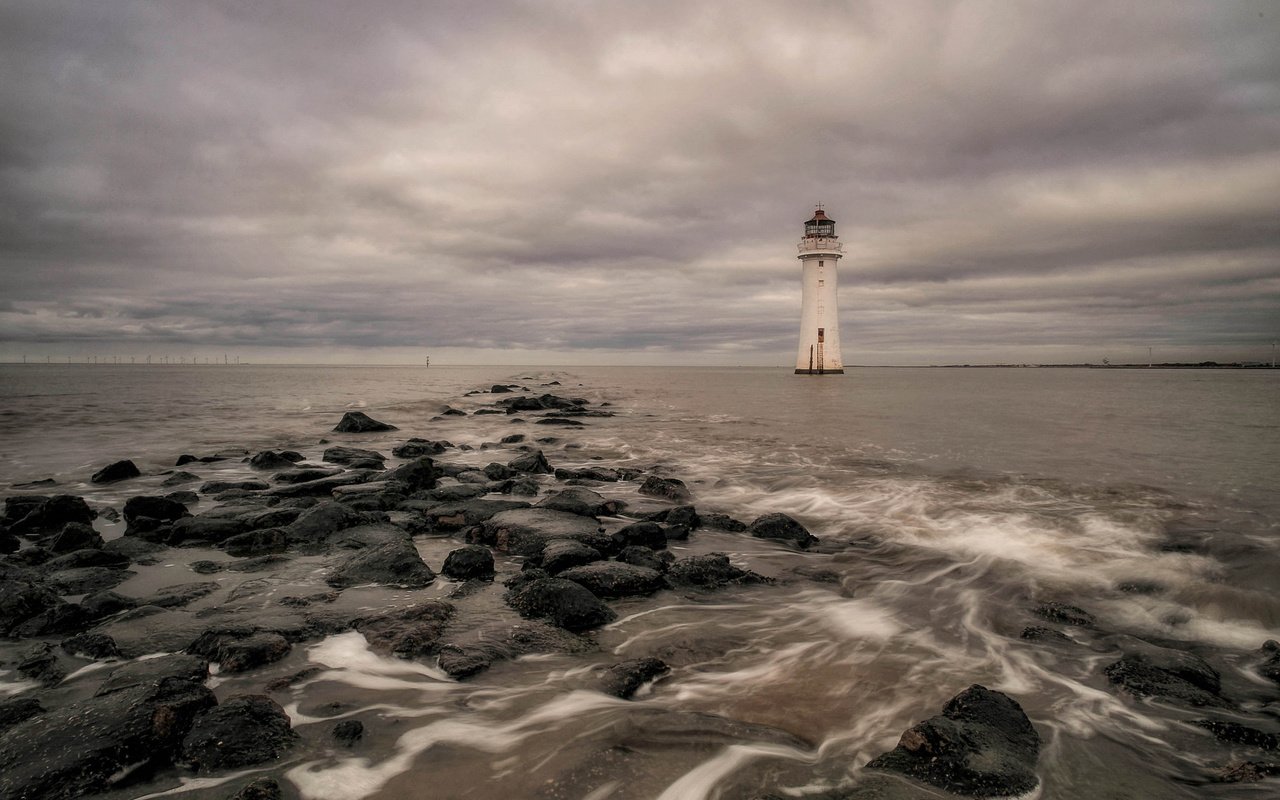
[285,502,379,546]
[180,694,298,773]
[354,601,455,658]
[4,495,96,538]
[333,411,398,433]
[1104,647,1229,707]
[46,522,104,553]
[539,539,603,574]
[123,495,190,531]
[497,393,582,412]
[866,685,1041,797]
[473,508,608,557]
[441,546,495,581]
[410,499,531,532]
[747,512,818,548]
[611,521,667,551]
[392,439,449,458]
[381,456,436,491]
[187,629,292,673]
[599,658,670,699]
[667,553,767,588]
[535,487,623,518]
[322,446,386,466]
[558,562,667,599]
[0,677,214,799]
[638,476,693,503]
[90,459,141,484]
[0,579,84,637]
[505,577,616,632]
[248,450,299,470]
[508,450,553,474]
[327,540,435,589]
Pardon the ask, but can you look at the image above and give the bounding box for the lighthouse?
[794,206,845,374]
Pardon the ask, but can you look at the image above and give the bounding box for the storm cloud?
[1,1,1277,364]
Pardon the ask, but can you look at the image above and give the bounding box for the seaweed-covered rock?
[327,540,435,589]
[558,562,667,599]
[90,459,141,484]
[638,476,693,503]
[866,685,1041,797]
[229,778,284,800]
[505,577,616,632]
[599,658,670,699]
[1032,602,1095,627]
[441,545,495,581]
[747,513,817,548]
[333,411,398,433]
[180,694,298,773]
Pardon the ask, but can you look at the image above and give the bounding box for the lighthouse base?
[794,369,845,375]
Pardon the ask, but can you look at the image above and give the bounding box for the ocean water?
[1,364,1277,799]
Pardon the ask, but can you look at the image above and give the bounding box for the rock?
[508,449,553,474]
[537,417,585,426]
[426,484,487,501]
[1032,602,1095,627]
[473,508,610,557]
[539,539,604,574]
[354,601,454,658]
[123,495,190,533]
[272,466,344,484]
[327,540,436,588]
[500,433,525,443]
[286,502,380,546]
[381,456,437,491]
[45,566,133,594]
[323,445,386,466]
[409,498,532,532]
[393,438,449,458]
[497,393,583,412]
[0,697,43,729]
[491,384,514,393]
[600,658,669,699]
[668,553,767,588]
[333,411,398,433]
[616,546,672,573]
[141,581,220,609]
[332,719,364,746]
[248,450,297,470]
[188,629,292,673]
[866,684,1041,797]
[484,462,516,481]
[1257,640,1280,687]
[440,406,467,416]
[1191,719,1278,750]
[505,577,616,632]
[17,642,65,685]
[80,590,138,620]
[180,694,298,773]
[90,459,141,484]
[96,653,210,695]
[103,536,165,560]
[611,521,668,551]
[46,522,104,553]
[223,528,288,557]
[558,562,667,599]
[748,512,818,548]
[536,487,622,518]
[638,476,693,503]
[164,515,246,545]
[1020,626,1071,643]
[702,512,747,532]
[0,675,214,799]
[199,479,270,494]
[554,466,621,482]
[175,454,199,466]
[229,778,284,800]
[44,547,129,571]
[161,471,200,488]
[61,632,122,659]
[4,494,96,538]
[1215,761,1280,783]
[1104,648,1230,707]
[0,530,17,554]
[441,545,495,580]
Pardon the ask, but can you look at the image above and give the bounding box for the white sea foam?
[655,743,812,800]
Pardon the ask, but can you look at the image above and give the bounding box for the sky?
[1,1,1278,366]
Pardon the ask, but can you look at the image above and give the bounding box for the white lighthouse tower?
[794,206,845,374]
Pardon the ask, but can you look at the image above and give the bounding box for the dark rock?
[190,560,223,574]
[4,494,96,538]
[536,487,622,518]
[1192,719,1278,750]
[103,536,165,560]
[95,654,209,698]
[537,417,585,426]
[509,449,553,474]
[441,545,495,580]
[44,547,130,570]
[1104,648,1229,707]
[17,642,65,685]
[505,577,616,631]
[558,561,667,599]
[229,778,284,800]
[47,522,104,553]
[0,530,17,554]
[354,600,454,658]
[748,512,818,548]
[1258,639,1280,687]
[286,502,379,546]
[381,456,437,491]
[638,475,693,503]
[440,406,467,416]
[0,675,214,799]
[165,489,200,505]
[500,433,525,443]
[142,581,220,609]
[484,462,516,481]
[80,590,138,620]
[332,719,364,746]
[175,454,199,466]
[248,450,297,470]
[180,694,298,773]
[61,632,122,659]
[1020,626,1071,643]
[665,505,701,529]
[611,521,668,551]
[866,684,1041,797]
[0,579,67,635]
[1032,602,1095,627]
[272,466,345,484]
[702,512,747,532]
[616,546,672,572]
[8,545,51,566]
[497,393,583,412]
[554,466,621,482]
[223,528,288,557]
[410,499,531,532]
[165,514,246,545]
[392,438,449,458]
[327,540,436,588]
[600,658,669,699]
[425,484,487,501]
[668,553,767,588]
[90,459,141,484]
[491,384,513,393]
[1215,761,1280,783]
[323,445,386,465]
[473,508,609,557]
[0,697,43,729]
[539,539,603,574]
[333,411,398,433]
[123,495,190,532]
[199,479,270,494]
[188,629,292,673]
[45,565,133,594]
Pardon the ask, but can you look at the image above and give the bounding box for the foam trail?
[655,743,812,800]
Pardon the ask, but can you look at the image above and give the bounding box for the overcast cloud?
[1,0,1277,365]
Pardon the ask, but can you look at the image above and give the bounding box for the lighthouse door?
[816,328,825,371]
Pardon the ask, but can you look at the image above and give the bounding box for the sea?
[0,364,1277,799]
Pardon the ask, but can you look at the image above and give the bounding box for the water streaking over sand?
[0,365,1276,800]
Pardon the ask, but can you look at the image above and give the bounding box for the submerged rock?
[599,658,670,699]
[667,553,767,588]
[748,512,818,548]
[1104,648,1230,707]
[90,459,141,484]
[505,577,616,632]
[1031,602,1095,627]
[332,719,364,746]
[229,778,284,800]
[638,476,693,503]
[866,684,1041,797]
[333,411,398,433]
[180,694,298,773]
[1257,640,1280,687]
[354,600,455,658]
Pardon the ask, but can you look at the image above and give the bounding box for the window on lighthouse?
[818,261,824,267]
[818,280,824,287]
